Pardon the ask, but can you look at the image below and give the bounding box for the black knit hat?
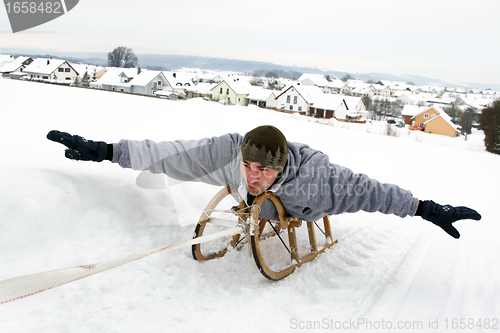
[240,125,288,170]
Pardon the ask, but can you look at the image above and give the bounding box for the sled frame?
[191,186,337,280]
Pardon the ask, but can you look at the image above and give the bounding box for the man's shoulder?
[288,141,325,163]
[217,132,244,144]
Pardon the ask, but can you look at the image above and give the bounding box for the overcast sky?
[1,0,499,87]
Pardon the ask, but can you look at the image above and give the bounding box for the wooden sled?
[192,186,337,280]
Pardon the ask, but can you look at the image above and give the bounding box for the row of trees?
[362,96,404,121]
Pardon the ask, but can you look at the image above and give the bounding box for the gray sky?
[1,0,499,87]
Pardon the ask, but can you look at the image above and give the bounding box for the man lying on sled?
[47,125,481,239]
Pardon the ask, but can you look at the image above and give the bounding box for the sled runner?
[192,186,337,280]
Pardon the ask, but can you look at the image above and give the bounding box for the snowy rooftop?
[131,71,163,86]
[277,84,324,103]
[402,104,426,116]
[246,88,276,101]
[23,58,67,75]
[298,73,331,87]
[0,54,14,65]
[96,68,141,86]
[213,78,254,94]
[0,56,31,73]
[162,71,194,87]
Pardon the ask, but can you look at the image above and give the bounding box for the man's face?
[240,160,280,196]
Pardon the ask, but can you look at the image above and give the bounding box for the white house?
[325,79,345,94]
[298,73,330,88]
[23,58,79,83]
[0,55,14,67]
[275,84,323,114]
[163,71,194,90]
[0,56,33,79]
[341,79,367,95]
[308,94,367,121]
[350,85,373,97]
[372,84,391,98]
[92,68,171,96]
[335,96,369,121]
[131,71,170,95]
[307,94,345,118]
[210,78,253,105]
[92,67,141,92]
[395,92,411,104]
[246,89,277,108]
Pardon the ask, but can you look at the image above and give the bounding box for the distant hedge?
[479,99,500,155]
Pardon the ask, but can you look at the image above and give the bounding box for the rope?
[0,226,242,305]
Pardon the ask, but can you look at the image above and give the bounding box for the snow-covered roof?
[425,96,452,105]
[402,104,426,116]
[186,69,219,82]
[246,88,276,101]
[212,78,253,95]
[228,80,253,94]
[276,84,324,104]
[298,73,330,87]
[0,54,14,65]
[0,62,23,73]
[185,82,216,94]
[372,84,390,91]
[70,63,103,77]
[309,94,344,110]
[351,86,373,95]
[377,80,393,86]
[23,58,69,75]
[131,71,164,86]
[458,95,491,109]
[96,67,139,86]
[0,56,31,73]
[345,79,366,88]
[325,79,345,89]
[419,86,441,93]
[163,71,194,87]
[343,96,365,111]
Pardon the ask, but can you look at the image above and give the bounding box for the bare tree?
[341,74,353,82]
[108,47,138,68]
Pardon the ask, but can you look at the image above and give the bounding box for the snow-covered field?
[0,79,499,332]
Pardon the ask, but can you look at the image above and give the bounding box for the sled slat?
[288,226,299,263]
[307,221,318,253]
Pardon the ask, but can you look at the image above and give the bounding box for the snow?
[1,78,499,332]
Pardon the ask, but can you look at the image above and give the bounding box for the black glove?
[47,130,109,162]
[419,200,481,239]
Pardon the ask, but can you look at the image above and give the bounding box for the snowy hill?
[0,79,499,332]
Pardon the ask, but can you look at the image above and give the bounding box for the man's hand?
[47,130,108,162]
[420,200,481,239]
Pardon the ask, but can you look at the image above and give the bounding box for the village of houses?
[1,54,498,138]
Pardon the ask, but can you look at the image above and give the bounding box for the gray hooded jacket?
[112,133,419,221]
